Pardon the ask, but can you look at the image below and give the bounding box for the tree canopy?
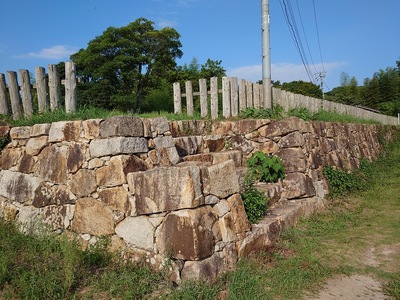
[273,80,323,99]
[71,18,183,112]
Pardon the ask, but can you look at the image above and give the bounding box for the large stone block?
[10,126,31,139]
[99,116,143,138]
[35,145,68,183]
[0,148,23,170]
[202,160,240,198]
[115,216,155,251]
[282,173,316,199]
[25,136,48,156]
[98,187,131,214]
[30,123,51,137]
[40,204,75,230]
[82,119,101,140]
[128,165,204,214]
[156,206,217,260]
[174,136,204,156]
[89,137,148,158]
[181,253,223,281]
[69,169,97,197]
[48,121,82,142]
[277,148,307,173]
[0,170,42,204]
[33,183,76,207]
[259,117,308,137]
[72,198,114,235]
[278,131,305,148]
[96,155,148,187]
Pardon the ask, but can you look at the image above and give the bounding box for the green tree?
[71,18,183,112]
[275,80,323,99]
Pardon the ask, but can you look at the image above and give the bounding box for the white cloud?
[157,19,178,28]
[14,45,78,60]
[227,61,347,84]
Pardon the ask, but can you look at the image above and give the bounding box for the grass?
[0,105,383,128]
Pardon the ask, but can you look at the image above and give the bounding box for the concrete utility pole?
[261,0,272,109]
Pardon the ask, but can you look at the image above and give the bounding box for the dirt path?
[308,225,400,300]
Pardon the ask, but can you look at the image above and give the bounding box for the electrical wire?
[279,0,315,83]
[312,0,325,73]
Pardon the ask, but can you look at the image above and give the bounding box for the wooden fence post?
[253,83,261,109]
[199,78,208,118]
[0,74,10,116]
[6,71,23,120]
[173,82,182,114]
[35,66,48,113]
[19,69,33,117]
[239,79,246,112]
[246,81,253,109]
[210,77,218,120]
[230,77,238,117]
[222,77,231,118]
[65,62,77,113]
[185,81,194,116]
[48,64,61,111]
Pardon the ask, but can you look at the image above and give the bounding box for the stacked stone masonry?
[0,116,396,282]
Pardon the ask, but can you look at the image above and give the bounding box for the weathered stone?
[156,206,217,260]
[99,116,143,138]
[259,117,308,137]
[88,158,103,169]
[153,136,174,149]
[30,123,51,137]
[254,182,282,206]
[277,148,307,173]
[17,206,40,233]
[41,204,75,230]
[257,141,278,157]
[128,165,204,214]
[25,136,48,155]
[98,187,130,213]
[226,194,251,238]
[89,137,148,158]
[211,150,243,168]
[33,183,76,207]
[18,153,35,173]
[10,126,31,139]
[231,119,270,134]
[82,119,101,140]
[69,169,97,197]
[0,170,42,204]
[282,173,316,199]
[174,136,204,156]
[278,131,305,148]
[35,145,68,183]
[72,198,114,235]
[204,135,225,152]
[183,153,213,164]
[202,160,240,198]
[48,121,82,142]
[231,135,255,155]
[213,200,229,217]
[211,121,232,135]
[181,253,222,281]
[96,155,148,187]
[149,117,170,135]
[115,216,155,251]
[158,147,180,166]
[0,125,11,137]
[205,195,220,205]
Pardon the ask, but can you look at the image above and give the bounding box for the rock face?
[0,116,395,283]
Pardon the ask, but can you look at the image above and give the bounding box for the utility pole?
[261,0,272,109]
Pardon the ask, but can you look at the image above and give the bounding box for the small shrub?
[242,187,269,223]
[246,151,285,183]
[288,107,313,120]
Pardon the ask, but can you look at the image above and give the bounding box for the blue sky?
[0,0,399,91]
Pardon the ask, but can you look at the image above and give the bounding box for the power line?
[279,0,314,83]
[312,0,325,73]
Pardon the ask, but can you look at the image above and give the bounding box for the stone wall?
[0,116,396,282]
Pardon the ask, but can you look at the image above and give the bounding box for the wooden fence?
[0,62,77,120]
[173,77,399,126]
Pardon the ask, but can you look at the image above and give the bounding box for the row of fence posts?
[0,62,77,120]
[173,77,266,120]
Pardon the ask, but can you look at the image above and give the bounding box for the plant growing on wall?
[241,151,286,223]
[246,151,285,183]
